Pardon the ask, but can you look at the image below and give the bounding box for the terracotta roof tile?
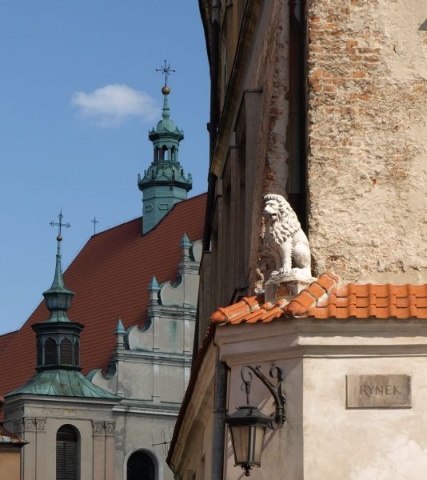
[210,272,427,325]
[0,194,206,397]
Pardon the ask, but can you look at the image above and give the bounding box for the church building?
[0,83,206,480]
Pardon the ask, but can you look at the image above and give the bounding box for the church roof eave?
[4,369,120,399]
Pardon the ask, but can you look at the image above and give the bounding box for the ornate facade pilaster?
[92,420,105,436]
[92,420,105,480]
[36,417,46,432]
[105,421,116,436]
[35,417,46,479]
[105,422,116,480]
[22,416,36,432]
[21,417,37,480]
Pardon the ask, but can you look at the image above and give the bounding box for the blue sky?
[0,2,209,334]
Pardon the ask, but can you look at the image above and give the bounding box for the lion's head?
[263,193,300,243]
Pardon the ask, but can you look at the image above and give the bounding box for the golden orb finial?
[162,85,171,95]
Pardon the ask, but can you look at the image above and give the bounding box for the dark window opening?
[45,338,57,365]
[60,338,73,365]
[56,425,79,480]
[74,340,80,367]
[37,340,42,366]
[127,451,155,480]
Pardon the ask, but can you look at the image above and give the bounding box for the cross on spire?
[156,60,175,87]
[50,209,70,240]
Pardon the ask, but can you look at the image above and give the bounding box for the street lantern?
[225,405,272,476]
[225,365,285,477]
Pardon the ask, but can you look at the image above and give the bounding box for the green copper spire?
[138,63,192,235]
[6,210,120,400]
[42,211,74,322]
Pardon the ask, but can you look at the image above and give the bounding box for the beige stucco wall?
[167,345,216,479]
[216,319,427,479]
[0,450,21,480]
[307,0,427,283]
[114,411,174,480]
[4,397,117,480]
[303,355,427,480]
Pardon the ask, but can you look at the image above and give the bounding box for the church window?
[74,340,80,366]
[56,424,79,480]
[60,338,73,365]
[127,450,156,480]
[45,337,57,365]
[37,340,42,366]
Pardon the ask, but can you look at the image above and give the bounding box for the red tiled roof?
[0,330,18,355]
[0,194,206,397]
[211,272,427,324]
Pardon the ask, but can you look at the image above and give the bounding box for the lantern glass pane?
[251,426,266,465]
[230,425,249,464]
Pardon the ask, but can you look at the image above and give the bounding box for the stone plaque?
[347,374,411,408]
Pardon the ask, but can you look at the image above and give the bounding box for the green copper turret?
[138,85,192,234]
[32,220,84,372]
[6,213,119,399]
[42,234,75,322]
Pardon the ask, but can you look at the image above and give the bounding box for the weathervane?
[156,60,175,87]
[50,209,70,240]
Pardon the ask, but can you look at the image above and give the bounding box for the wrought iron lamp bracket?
[241,365,286,429]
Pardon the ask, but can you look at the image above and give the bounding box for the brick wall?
[307,0,427,282]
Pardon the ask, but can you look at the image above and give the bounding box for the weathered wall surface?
[307,0,427,283]
[253,0,290,196]
[245,0,291,291]
[304,355,427,480]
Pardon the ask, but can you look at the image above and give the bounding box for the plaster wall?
[167,345,216,479]
[0,450,21,480]
[307,0,427,282]
[216,319,427,480]
[224,359,303,480]
[4,399,116,480]
[116,361,153,400]
[114,412,175,480]
[303,355,427,479]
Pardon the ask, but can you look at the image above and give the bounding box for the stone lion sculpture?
[263,193,312,281]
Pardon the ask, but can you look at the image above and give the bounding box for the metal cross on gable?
[50,209,70,239]
[91,216,99,235]
[156,60,175,86]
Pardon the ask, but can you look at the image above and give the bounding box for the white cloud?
[71,84,160,127]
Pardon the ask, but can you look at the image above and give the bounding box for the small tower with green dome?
[138,64,192,234]
[6,211,118,399]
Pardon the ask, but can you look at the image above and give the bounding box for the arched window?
[56,424,79,480]
[60,338,73,365]
[74,340,80,367]
[36,340,43,366]
[127,450,156,480]
[45,338,57,365]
